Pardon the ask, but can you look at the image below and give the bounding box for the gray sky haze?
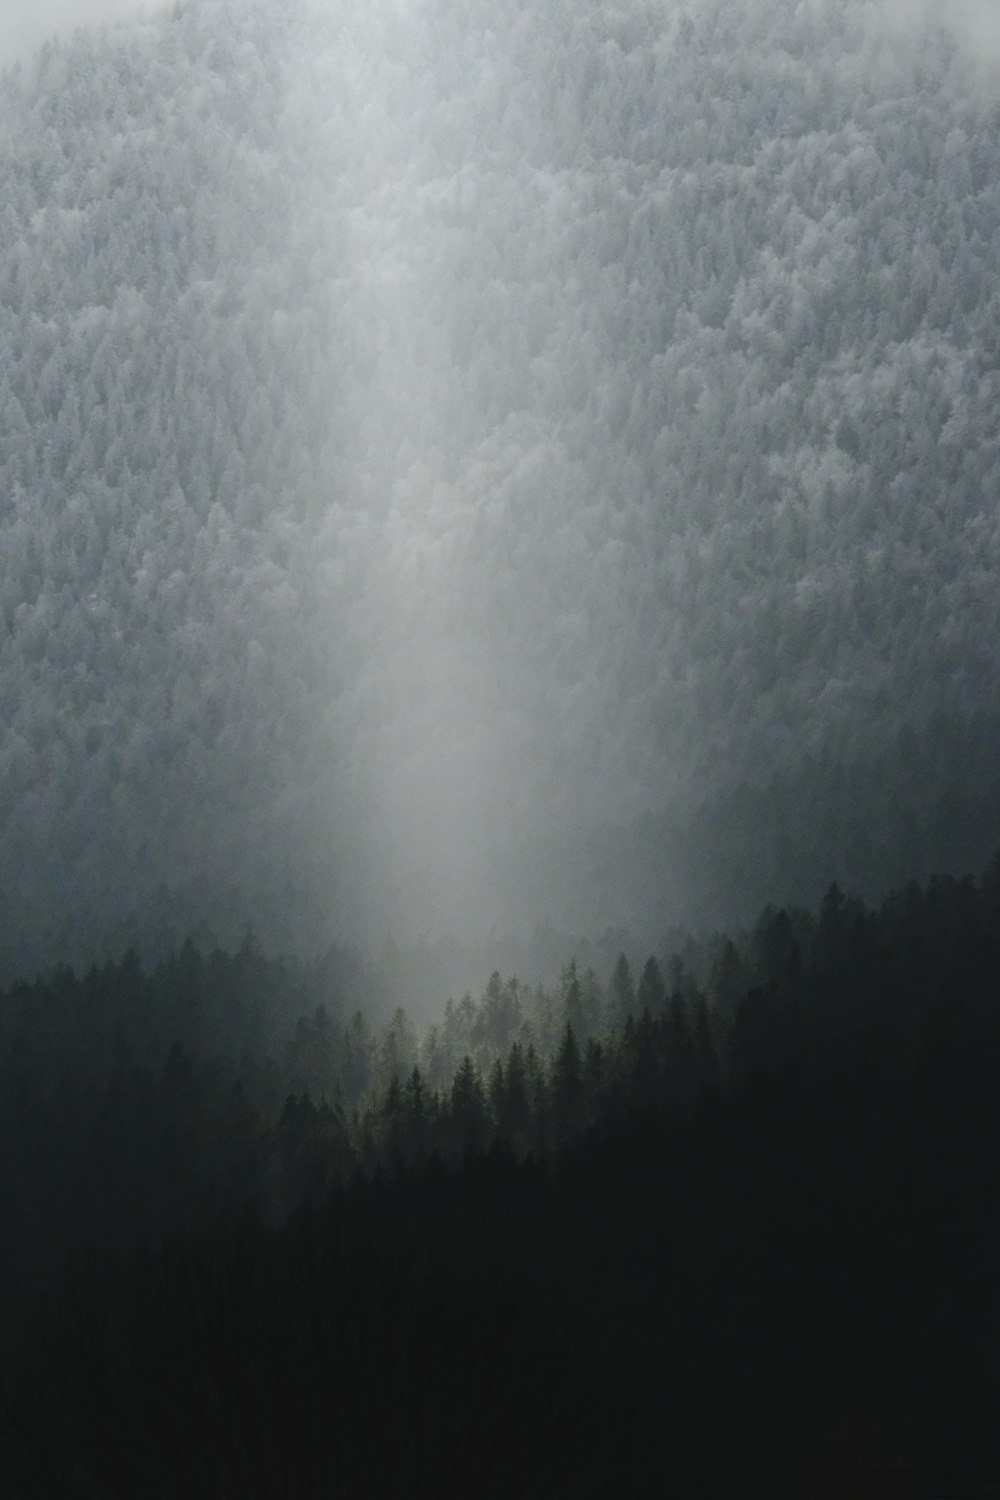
[874,0,1000,68]
[0,0,156,67]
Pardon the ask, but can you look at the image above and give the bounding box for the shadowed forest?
[2,0,1000,1490]
[1,861,998,1495]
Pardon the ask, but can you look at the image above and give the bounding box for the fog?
[876,0,1000,66]
[1,0,999,978]
[2,15,998,1493]
[0,0,158,67]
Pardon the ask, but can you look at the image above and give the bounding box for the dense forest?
[1,861,998,1494]
[2,3,999,1488]
[2,0,1000,973]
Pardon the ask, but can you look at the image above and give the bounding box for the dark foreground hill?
[2,861,999,1496]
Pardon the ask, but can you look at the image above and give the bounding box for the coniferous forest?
[1,862,999,1495]
[3,0,1000,970]
[3,0,1000,1492]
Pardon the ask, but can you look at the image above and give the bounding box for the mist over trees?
[2,0,1000,974]
[0,0,159,70]
[3,3,999,1490]
[2,861,999,1493]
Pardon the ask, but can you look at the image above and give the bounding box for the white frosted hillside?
[1,0,998,972]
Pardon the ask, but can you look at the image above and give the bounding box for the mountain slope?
[2,0,999,971]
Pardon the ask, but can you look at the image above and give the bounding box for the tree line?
[1,859,999,1493]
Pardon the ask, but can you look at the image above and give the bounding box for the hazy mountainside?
[2,0,1000,975]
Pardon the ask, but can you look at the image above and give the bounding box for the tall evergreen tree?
[551,1024,584,1150]
[609,952,636,1024]
[449,1056,487,1158]
[637,956,666,1016]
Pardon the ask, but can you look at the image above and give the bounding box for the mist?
[3,10,1000,1489]
[0,0,160,67]
[875,0,1000,66]
[1,0,999,979]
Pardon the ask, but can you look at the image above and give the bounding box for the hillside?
[2,0,1000,972]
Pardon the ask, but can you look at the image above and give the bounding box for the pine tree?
[379,1007,416,1089]
[499,1042,534,1157]
[402,1067,429,1162]
[475,972,523,1060]
[449,1056,487,1158]
[342,1010,374,1104]
[609,952,636,1025]
[551,1024,584,1151]
[664,993,694,1101]
[691,996,721,1097]
[637,956,666,1016]
[562,960,586,1039]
